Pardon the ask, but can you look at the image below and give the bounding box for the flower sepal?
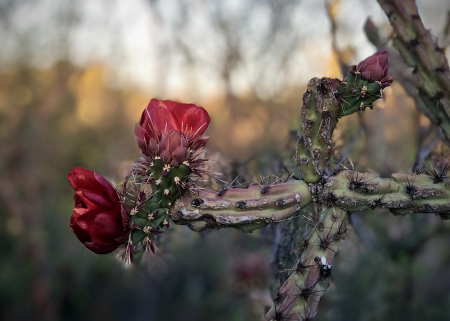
[131,215,150,228]
[131,229,146,245]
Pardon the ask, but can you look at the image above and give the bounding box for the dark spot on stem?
[409,38,419,46]
[236,201,247,209]
[191,198,204,207]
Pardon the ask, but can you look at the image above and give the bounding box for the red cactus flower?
[354,51,393,87]
[68,168,129,254]
[135,99,210,158]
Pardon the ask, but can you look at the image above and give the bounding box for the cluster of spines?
[367,194,387,210]
[339,168,450,219]
[267,208,347,321]
[209,174,287,198]
[423,160,449,184]
[117,158,199,260]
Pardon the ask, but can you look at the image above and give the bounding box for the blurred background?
[1,0,450,320]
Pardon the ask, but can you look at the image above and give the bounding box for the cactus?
[122,158,193,258]
[172,170,450,229]
[67,0,450,318]
[169,50,450,319]
[263,207,347,321]
[68,99,210,261]
[297,77,340,183]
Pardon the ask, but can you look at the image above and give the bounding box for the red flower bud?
[354,51,393,87]
[68,168,129,254]
[135,99,210,157]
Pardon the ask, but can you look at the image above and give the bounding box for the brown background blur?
[1,0,450,320]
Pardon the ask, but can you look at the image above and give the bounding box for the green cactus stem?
[171,180,312,233]
[297,71,387,184]
[171,169,450,232]
[337,72,384,117]
[297,78,340,183]
[171,167,450,319]
[263,207,348,321]
[124,159,193,251]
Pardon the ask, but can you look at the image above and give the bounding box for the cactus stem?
[172,169,450,231]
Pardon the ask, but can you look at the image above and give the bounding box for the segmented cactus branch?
[297,78,340,183]
[171,170,450,232]
[263,207,347,321]
[171,180,312,232]
[168,43,450,316]
[66,1,450,318]
[297,63,390,183]
[324,170,450,218]
[125,159,194,251]
[377,0,450,139]
[170,168,450,319]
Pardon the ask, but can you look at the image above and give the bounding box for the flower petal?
[172,145,189,164]
[70,214,91,244]
[88,212,124,245]
[94,172,119,204]
[171,102,210,138]
[147,102,180,134]
[78,189,115,208]
[366,65,385,82]
[68,168,104,193]
[135,123,151,151]
[84,241,121,254]
[356,51,389,82]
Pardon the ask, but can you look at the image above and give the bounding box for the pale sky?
[1,0,449,100]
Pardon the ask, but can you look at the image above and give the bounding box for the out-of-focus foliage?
[1,0,450,320]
